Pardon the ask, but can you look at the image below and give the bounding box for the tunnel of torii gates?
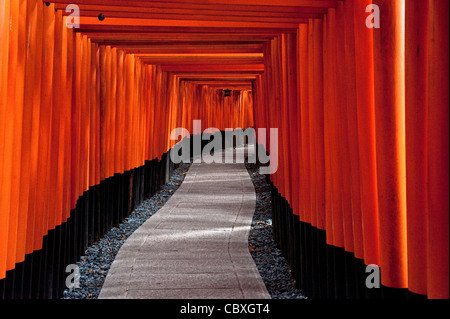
[0,0,448,300]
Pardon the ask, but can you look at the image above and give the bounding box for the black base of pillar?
[0,150,175,299]
[267,175,428,300]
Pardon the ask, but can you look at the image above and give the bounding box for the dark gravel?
[245,161,306,299]
[63,159,306,299]
[62,163,191,299]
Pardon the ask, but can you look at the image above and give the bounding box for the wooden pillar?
[335,1,354,256]
[311,19,325,231]
[327,8,345,251]
[287,32,299,215]
[34,1,55,251]
[405,0,429,297]
[7,0,27,273]
[0,0,11,280]
[299,25,311,226]
[343,0,364,262]
[307,20,317,230]
[353,0,380,267]
[373,0,408,291]
[427,0,449,300]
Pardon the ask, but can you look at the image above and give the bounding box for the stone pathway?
[99,147,270,299]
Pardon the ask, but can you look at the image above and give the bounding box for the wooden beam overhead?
[78,17,303,29]
[59,8,322,22]
[51,0,337,10]
[44,0,335,92]
[55,3,327,17]
[114,44,263,54]
[161,64,264,73]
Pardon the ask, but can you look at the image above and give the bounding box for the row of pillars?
[0,0,254,291]
[252,0,448,299]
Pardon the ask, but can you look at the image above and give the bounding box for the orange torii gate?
[0,0,448,300]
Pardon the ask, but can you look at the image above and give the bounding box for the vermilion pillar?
[335,2,354,254]
[353,0,380,267]
[35,1,56,252]
[307,20,317,229]
[327,8,345,250]
[405,0,429,296]
[427,0,449,300]
[311,19,325,230]
[343,0,364,260]
[7,0,27,271]
[299,25,311,226]
[0,0,17,276]
[373,0,408,290]
[286,32,299,215]
[322,15,334,247]
[0,0,10,279]
[16,0,39,264]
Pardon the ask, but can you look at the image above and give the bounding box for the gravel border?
[245,161,306,299]
[62,163,191,299]
[63,160,306,299]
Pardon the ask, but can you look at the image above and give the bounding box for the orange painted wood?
[280,35,290,204]
[271,37,281,194]
[16,0,38,264]
[148,65,157,160]
[327,9,344,248]
[6,0,27,270]
[48,8,64,231]
[110,47,118,176]
[61,16,72,222]
[50,0,337,10]
[78,16,302,30]
[352,0,380,266]
[322,14,334,246]
[70,32,82,213]
[61,7,319,23]
[299,24,311,225]
[116,50,125,173]
[427,0,449,299]
[89,41,98,187]
[307,20,318,229]
[124,53,134,168]
[311,18,325,230]
[342,0,363,260]
[33,1,55,250]
[55,3,326,19]
[80,35,91,193]
[335,2,353,252]
[373,0,408,289]
[0,0,11,278]
[0,0,446,299]
[405,0,429,296]
[66,23,75,211]
[42,4,57,238]
[104,45,112,178]
[56,11,69,226]
[0,0,17,277]
[99,45,108,180]
[25,0,44,253]
[94,44,101,186]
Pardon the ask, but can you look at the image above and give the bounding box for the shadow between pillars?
[0,150,174,299]
[262,143,427,300]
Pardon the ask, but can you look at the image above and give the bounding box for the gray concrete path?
[99,146,270,299]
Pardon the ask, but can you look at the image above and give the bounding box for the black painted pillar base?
[267,177,428,300]
[0,150,177,299]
